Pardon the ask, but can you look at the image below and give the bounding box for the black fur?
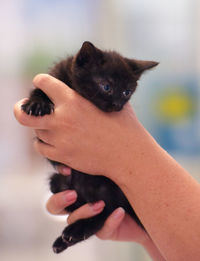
[22,41,158,253]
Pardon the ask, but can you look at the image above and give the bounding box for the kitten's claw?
[61,222,86,246]
[62,233,76,246]
[22,100,54,116]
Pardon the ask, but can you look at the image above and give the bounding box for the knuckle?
[36,131,50,145]
[33,140,42,154]
[33,140,48,158]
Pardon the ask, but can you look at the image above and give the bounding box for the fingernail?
[91,201,105,212]
[63,191,77,203]
[113,208,125,219]
[58,166,71,176]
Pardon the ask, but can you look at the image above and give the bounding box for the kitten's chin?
[104,108,113,112]
[102,106,122,112]
[94,102,123,112]
[99,105,114,112]
[109,105,123,112]
[93,103,112,112]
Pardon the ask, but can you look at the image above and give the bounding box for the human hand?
[14,74,139,182]
[46,189,148,245]
[46,165,147,243]
[46,188,165,260]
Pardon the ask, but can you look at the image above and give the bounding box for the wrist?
[106,115,147,186]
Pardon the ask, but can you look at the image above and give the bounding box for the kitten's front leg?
[21,88,54,116]
[53,212,108,253]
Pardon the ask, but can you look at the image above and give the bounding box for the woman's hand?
[46,165,147,243]
[46,190,149,245]
[14,74,138,182]
[46,182,165,261]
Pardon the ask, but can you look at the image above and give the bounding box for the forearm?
[112,119,200,260]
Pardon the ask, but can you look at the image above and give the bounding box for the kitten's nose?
[112,102,122,111]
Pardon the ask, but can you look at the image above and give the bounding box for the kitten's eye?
[100,83,112,92]
[123,90,132,97]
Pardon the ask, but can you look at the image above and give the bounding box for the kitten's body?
[22,42,158,253]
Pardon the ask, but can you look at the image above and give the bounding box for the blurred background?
[1,0,200,260]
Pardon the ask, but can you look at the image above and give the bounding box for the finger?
[33,74,75,105]
[96,208,125,240]
[14,99,53,129]
[35,129,53,145]
[67,201,105,225]
[56,165,72,176]
[33,138,57,160]
[46,190,77,215]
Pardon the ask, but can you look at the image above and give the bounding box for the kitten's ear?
[126,58,159,79]
[76,41,103,67]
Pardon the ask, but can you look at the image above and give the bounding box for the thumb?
[32,74,75,106]
[96,208,125,240]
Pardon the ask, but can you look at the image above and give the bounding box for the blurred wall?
[0,1,199,261]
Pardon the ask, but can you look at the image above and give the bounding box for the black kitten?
[22,42,158,253]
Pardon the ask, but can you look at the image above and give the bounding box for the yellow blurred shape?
[156,90,194,123]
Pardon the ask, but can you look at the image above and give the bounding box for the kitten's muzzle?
[111,102,123,111]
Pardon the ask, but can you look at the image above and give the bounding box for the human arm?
[14,74,200,260]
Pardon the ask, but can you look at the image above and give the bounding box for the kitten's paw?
[62,222,86,246]
[52,236,68,254]
[52,223,85,253]
[21,99,54,116]
[49,173,71,194]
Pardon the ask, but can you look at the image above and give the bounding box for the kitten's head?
[72,41,158,112]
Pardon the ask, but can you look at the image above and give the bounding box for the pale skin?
[14,74,200,261]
